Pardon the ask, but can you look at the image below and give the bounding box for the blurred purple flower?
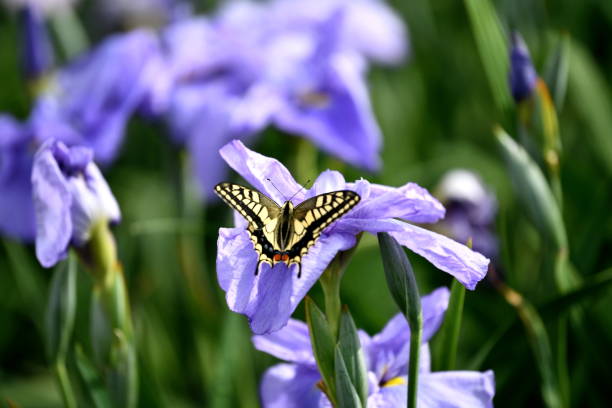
[0,115,37,240]
[163,0,407,198]
[29,29,168,164]
[508,32,537,103]
[32,139,120,267]
[216,141,489,334]
[18,5,54,81]
[436,169,498,260]
[253,287,496,407]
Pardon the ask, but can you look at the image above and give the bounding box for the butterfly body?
[214,182,360,277]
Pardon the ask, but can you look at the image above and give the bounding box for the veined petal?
[219,139,303,204]
[351,182,445,223]
[418,370,496,408]
[260,364,322,408]
[368,370,495,408]
[32,145,72,267]
[252,319,316,367]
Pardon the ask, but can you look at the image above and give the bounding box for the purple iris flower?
[508,32,537,103]
[164,0,406,198]
[29,29,167,164]
[253,287,496,407]
[31,139,120,268]
[216,140,490,334]
[435,169,498,260]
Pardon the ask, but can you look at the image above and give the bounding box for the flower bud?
[32,139,120,268]
[509,32,537,103]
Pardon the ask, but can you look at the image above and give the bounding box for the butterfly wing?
[287,190,360,272]
[214,182,282,271]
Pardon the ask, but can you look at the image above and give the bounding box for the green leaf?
[305,297,337,405]
[45,252,77,362]
[504,288,562,408]
[74,345,111,408]
[338,307,368,406]
[3,239,46,328]
[544,32,571,111]
[434,279,466,371]
[567,40,612,176]
[107,330,138,408]
[495,127,567,251]
[464,0,512,111]
[334,346,362,408]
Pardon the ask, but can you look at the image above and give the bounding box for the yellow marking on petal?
[383,377,407,387]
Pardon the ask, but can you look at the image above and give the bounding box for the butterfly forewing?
[214,183,281,229]
[214,183,282,265]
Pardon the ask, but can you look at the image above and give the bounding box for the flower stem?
[54,359,77,408]
[320,270,342,340]
[436,279,466,371]
[408,311,423,408]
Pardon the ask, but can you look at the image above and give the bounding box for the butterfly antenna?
[288,179,311,202]
[266,178,288,201]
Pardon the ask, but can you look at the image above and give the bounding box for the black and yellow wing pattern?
[214,182,360,277]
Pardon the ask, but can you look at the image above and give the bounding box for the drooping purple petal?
[31,143,73,267]
[217,225,355,334]
[386,221,489,290]
[260,363,322,408]
[252,319,316,367]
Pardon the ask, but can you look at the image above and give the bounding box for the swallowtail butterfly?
[215,182,360,278]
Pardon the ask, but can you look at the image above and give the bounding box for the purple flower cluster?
[217,141,489,334]
[1,0,406,240]
[0,30,163,241]
[253,287,495,407]
[161,0,408,198]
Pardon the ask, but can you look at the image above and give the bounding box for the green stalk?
[55,360,77,408]
[407,311,423,408]
[436,279,466,371]
[319,236,362,340]
[320,268,342,341]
